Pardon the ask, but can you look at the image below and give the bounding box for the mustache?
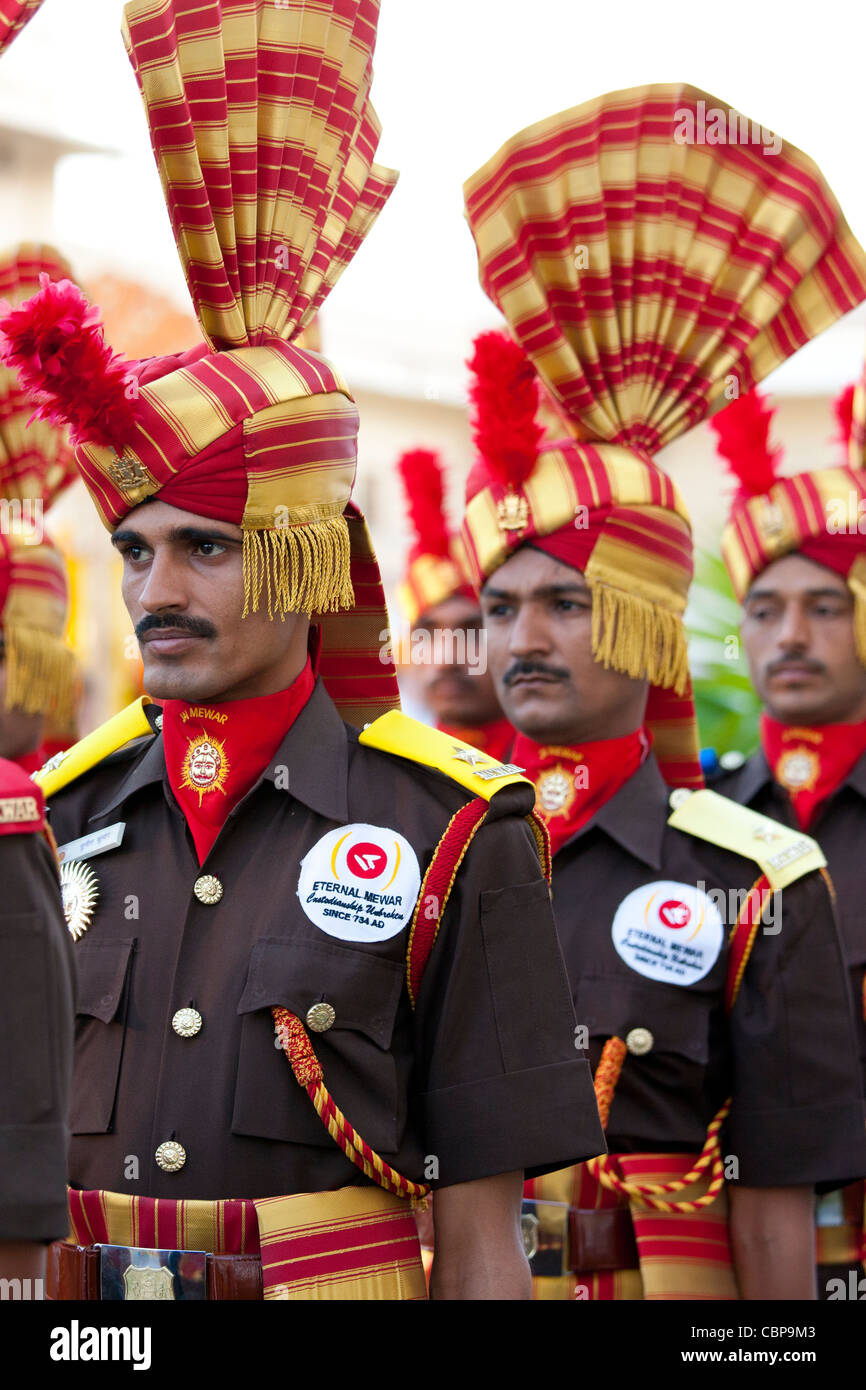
[503,659,571,687]
[766,657,826,677]
[135,613,218,641]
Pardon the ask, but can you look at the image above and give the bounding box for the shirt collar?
[89,679,349,825]
[846,748,866,801]
[720,748,775,807]
[563,753,668,870]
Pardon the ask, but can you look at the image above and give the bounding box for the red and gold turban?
[461,82,866,787]
[0,245,78,721]
[396,448,475,625]
[715,380,866,664]
[0,0,42,55]
[0,0,401,727]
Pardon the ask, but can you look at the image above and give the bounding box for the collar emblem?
[180,733,230,804]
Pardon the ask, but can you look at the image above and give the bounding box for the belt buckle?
[98,1244,207,1300]
[521,1198,570,1278]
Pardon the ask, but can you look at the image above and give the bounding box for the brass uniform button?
[193,874,223,905]
[306,1002,336,1033]
[626,1027,654,1056]
[172,1007,203,1038]
[155,1140,187,1173]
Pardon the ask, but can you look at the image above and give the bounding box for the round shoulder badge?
[297,824,421,943]
[611,880,724,986]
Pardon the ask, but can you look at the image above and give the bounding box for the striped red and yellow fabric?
[0,245,78,720]
[461,85,866,789]
[66,1183,425,1300]
[464,83,866,451]
[715,381,866,665]
[0,245,77,510]
[67,1186,261,1257]
[0,1,402,727]
[526,1156,736,1301]
[254,1186,426,1301]
[0,0,42,55]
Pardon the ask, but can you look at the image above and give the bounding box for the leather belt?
[522,1199,639,1276]
[47,1241,263,1301]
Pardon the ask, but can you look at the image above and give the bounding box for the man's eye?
[195,541,226,557]
[485,604,511,619]
[121,544,148,562]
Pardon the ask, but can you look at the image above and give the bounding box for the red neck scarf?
[437,716,514,764]
[512,727,650,856]
[760,713,866,830]
[162,660,315,864]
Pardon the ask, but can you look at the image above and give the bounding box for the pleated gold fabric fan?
[464,82,866,456]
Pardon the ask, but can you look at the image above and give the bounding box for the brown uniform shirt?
[47,681,604,1201]
[550,755,866,1187]
[0,824,74,1240]
[718,749,866,1100]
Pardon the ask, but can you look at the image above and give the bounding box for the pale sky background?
[1,0,865,401]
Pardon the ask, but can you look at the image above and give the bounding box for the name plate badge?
[56,822,126,865]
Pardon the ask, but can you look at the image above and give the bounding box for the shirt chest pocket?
[70,939,136,1134]
[231,937,405,1154]
[577,972,714,1067]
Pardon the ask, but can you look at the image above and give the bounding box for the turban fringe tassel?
[4,623,77,721]
[242,518,354,620]
[589,581,689,696]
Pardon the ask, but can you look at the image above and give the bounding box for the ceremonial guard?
[460,82,866,1299]
[0,246,78,771]
[0,759,73,1276]
[396,446,512,757]
[1,0,604,1302]
[712,380,866,1295]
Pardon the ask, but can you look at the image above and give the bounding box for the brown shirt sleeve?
[0,834,74,1241]
[725,867,866,1188]
[410,805,605,1188]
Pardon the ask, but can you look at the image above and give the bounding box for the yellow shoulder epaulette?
[359,710,531,802]
[33,698,155,800]
[667,787,826,892]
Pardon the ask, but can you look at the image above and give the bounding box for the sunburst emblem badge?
[536,766,576,817]
[60,860,99,941]
[180,733,230,805]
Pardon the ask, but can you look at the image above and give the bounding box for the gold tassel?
[847,557,866,669]
[242,516,354,620]
[3,623,78,723]
[589,580,689,695]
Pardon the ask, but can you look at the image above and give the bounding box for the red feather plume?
[832,382,856,458]
[709,388,782,499]
[397,448,452,560]
[0,275,138,450]
[467,330,542,488]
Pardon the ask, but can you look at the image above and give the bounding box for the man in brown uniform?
[0,760,73,1289]
[711,382,866,1296]
[460,83,866,1299]
[395,446,513,760]
[2,0,604,1302]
